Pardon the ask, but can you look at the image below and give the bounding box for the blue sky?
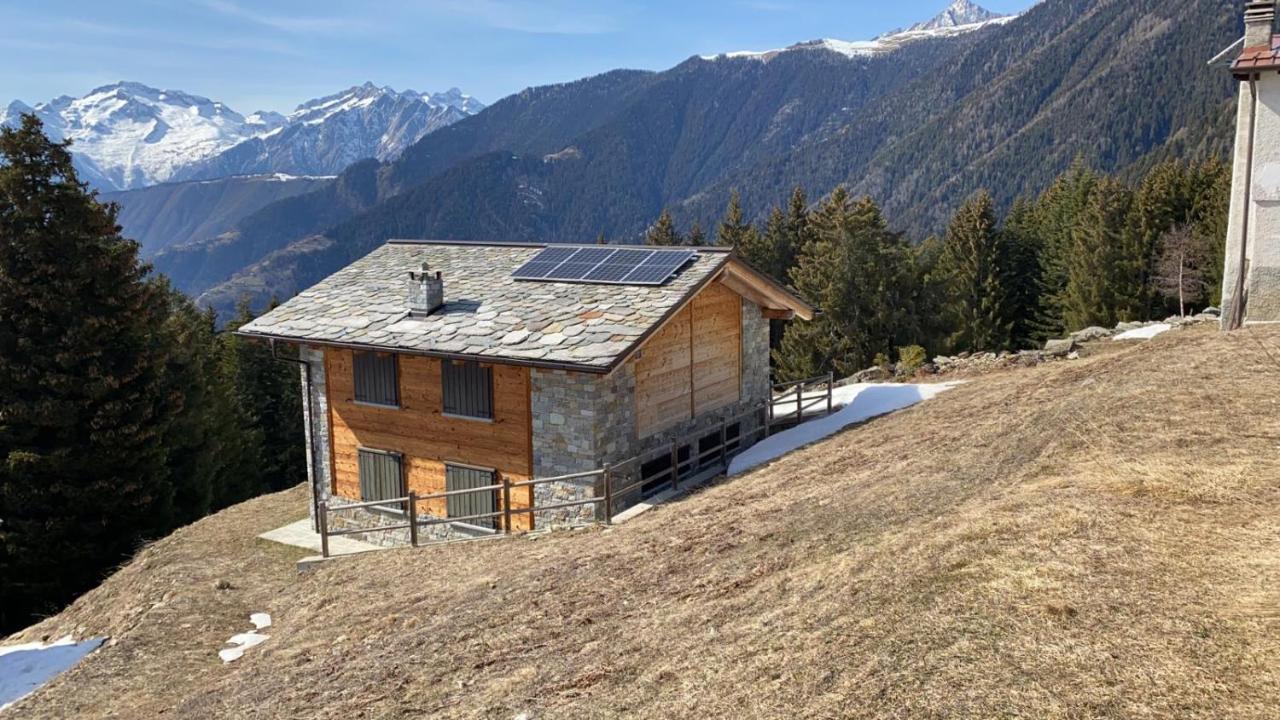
[1,0,1036,113]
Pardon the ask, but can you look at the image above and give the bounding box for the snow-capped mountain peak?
[2,82,486,190]
[899,0,1005,35]
[700,1,1014,62]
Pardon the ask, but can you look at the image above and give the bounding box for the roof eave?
[233,330,615,374]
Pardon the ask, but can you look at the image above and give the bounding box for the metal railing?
[317,401,783,557]
[767,372,834,427]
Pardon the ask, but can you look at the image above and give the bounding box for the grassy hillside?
[9,325,1280,718]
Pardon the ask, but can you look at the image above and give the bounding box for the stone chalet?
[237,240,814,543]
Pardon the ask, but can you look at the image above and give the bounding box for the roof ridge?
[385,238,735,253]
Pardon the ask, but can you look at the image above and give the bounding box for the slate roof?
[238,240,735,372]
[1234,35,1280,74]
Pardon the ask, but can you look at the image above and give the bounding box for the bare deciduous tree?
[1153,224,1209,317]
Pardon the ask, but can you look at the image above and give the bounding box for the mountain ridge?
[1,82,484,191]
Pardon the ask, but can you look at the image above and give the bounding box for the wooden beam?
[719,259,814,320]
[761,307,794,321]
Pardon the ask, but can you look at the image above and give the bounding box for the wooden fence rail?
[767,372,834,427]
[318,400,781,557]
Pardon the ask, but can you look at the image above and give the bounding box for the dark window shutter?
[354,352,399,407]
[445,465,497,529]
[442,361,494,419]
[358,449,404,502]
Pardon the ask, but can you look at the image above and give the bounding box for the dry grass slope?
[9,325,1280,719]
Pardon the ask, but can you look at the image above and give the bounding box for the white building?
[1223,1,1280,328]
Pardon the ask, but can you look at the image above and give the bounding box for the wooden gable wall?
[635,281,742,438]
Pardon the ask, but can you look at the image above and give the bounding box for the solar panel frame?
[511,246,696,286]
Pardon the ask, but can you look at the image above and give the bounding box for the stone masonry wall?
[529,367,617,527]
[301,346,332,529]
[325,498,490,547]
[741,298,771,406]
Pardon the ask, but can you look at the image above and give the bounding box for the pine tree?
[1034,159,1099,336]
[737,186,811,282]
[717,190,758,248]
[222,299,306,494]
[646,209,682,246]
[1058,177,1142,330]
[686,221,707,247]
[933,191,1012,352]
[0,115,179,630]
[1191,160,1231,307]
[774,188,919,380]
[784,186,814,263]
[741,206,789,279]
[1000,198,1045,348]
[159,287,266,522]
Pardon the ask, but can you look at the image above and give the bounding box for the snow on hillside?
[1,82,485,191]
[700,0,1016,62]
[0,637,105,711]
[728,382,961,475]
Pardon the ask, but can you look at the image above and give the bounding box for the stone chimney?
[1245,1,1276,49]
[408,262,444,316]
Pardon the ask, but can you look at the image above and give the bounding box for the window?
[358,449,404,503]
[445,464,498,530]
[442,360,494,419]
[353,351,399,407]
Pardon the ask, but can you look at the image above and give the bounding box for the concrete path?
[259,519,381,557]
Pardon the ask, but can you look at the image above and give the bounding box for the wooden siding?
[635,304,694,437]
[635,280,742,438]
[691,282,742,415]
[326,349,534,530]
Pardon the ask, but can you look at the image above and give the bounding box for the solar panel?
[512,246,695,285]
[583,248,654,282]
[622,249,695,284]
[551,247,617,279]
[510,246,578,280]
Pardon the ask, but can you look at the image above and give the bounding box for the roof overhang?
[717,255,815,321]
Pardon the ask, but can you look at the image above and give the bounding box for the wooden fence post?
[502,473,513,535]
[408,494,419,548]
[796,383,802,421]
[319,502,330,559]
[670,438,679,491]
[827,371,834,416]
[602,464,614,525]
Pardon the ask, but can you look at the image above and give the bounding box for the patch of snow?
[728,382,962,475]
[0,636,106,710]
[218,614,272,663]
[1112,323,1172,341]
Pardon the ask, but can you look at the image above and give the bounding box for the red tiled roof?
[1234,35,1280,74]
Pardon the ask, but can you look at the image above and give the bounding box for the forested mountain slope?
[182,0,1238,318]
[9,325,1280,718]
[152,70,657,299]
[101,175,332,258]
